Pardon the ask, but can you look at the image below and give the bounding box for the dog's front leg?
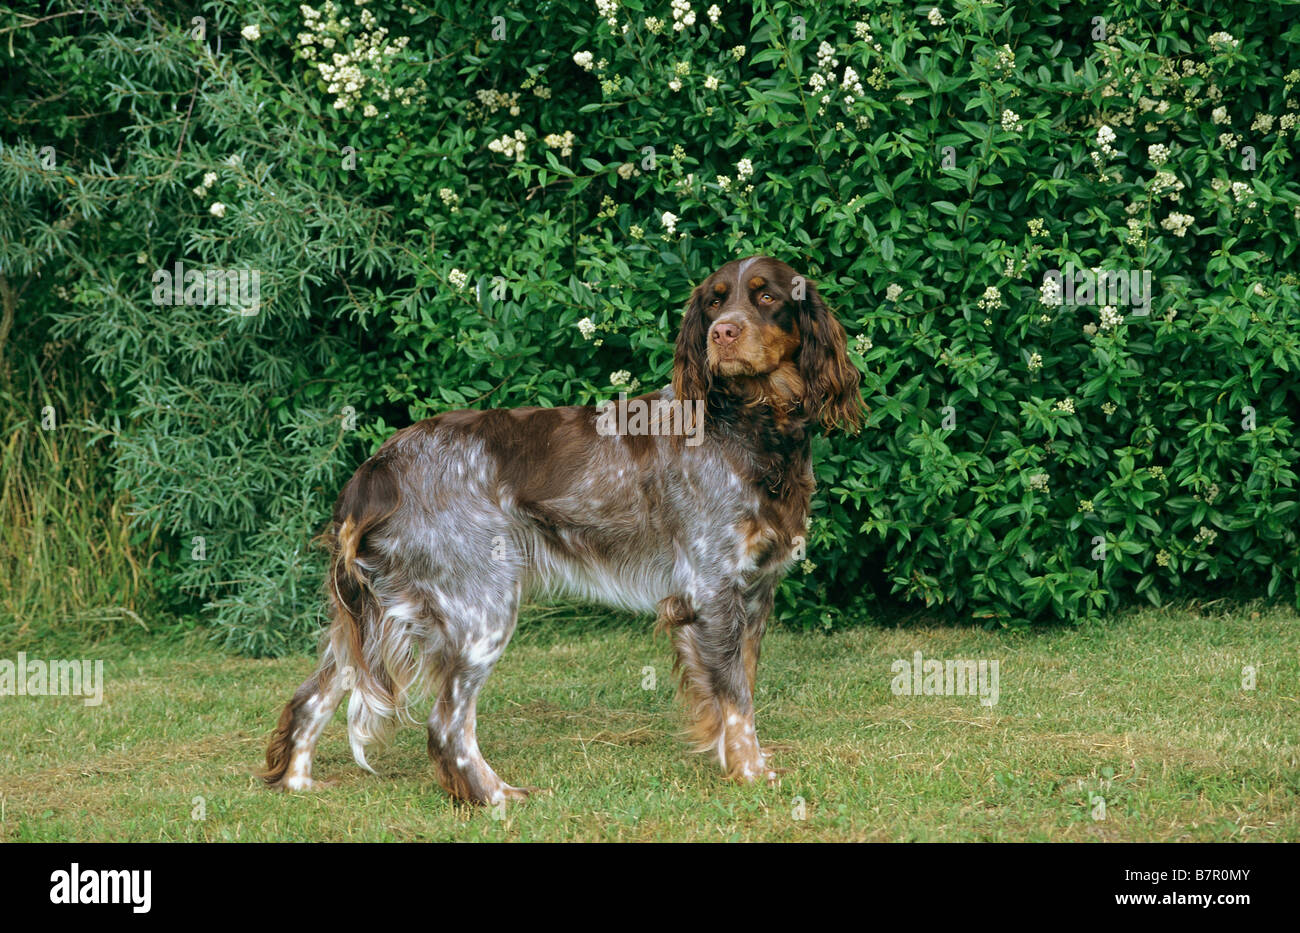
[670,587,776,784]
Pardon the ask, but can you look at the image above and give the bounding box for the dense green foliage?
[3,0,1299,653]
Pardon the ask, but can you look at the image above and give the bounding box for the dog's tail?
[261,454,403,785]
[328,456,407,772]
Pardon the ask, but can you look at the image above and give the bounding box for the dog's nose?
[711,321,743,346]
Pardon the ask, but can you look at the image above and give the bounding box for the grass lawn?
[2,602,1297,842]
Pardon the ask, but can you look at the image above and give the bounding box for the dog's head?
[672,256,864,433]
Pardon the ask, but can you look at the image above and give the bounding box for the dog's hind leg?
[261,646,348,791]
[425,596,529,805]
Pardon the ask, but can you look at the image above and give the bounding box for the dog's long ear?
[797,280,865,434]
[672,284,711,403]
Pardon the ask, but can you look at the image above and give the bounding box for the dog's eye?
[759,293,775,304]
[708,297,722,308]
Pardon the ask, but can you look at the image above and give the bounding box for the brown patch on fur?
[741,629,761,696]
[738,517,786,571]
[654,594,695,637]
[748,275,767,290]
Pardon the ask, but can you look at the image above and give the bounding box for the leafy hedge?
[4,0,1299,653]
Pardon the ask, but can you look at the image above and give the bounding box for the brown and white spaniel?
[262,256,863,804]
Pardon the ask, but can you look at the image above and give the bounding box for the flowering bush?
[4,0,1299,650]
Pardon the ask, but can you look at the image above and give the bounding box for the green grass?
[2,602,1297,841]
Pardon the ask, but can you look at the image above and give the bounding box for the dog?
[261,256,863,803]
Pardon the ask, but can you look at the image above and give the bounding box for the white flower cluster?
[854,333,873,354]
[736,158,753,179]
[1053,398,1075,414]
[488,129,528,161]
[1099,305,1121,331]
[807,41,872,122]
[927,8,946,26]
[1207,31,1238,51]
[1138,96,1171,115]
[448,268,469,289]
[854,21,883,52]
[1231,181,1256,208]
[1211,105,1229,125]
[1039,275,1062,307]
[671,0,696,32]
[1148,143,1169,165]
[816,41,838,72]
[977,286,1003,311]
[241,24,261,41]
[994,44,1014,72]
[1090,124,1118,171]
[438,187,460,213]
[1126,216,1146,249]
[476,89,521,116]
[1028,473,1049,492]
[1160,212,1195,237]
[296,2,423,114]
[886,283,903,301]
[1151,170,1183,198]
[841,66,864,104]
[707,4,721,25]
[193,170,227,218]
[595,0,619,30]
[1001,109,1023,132]
[661,211,678,234]
[1251,113,1275,133]
[1027,351,1043,372]
[573,50,595,70]
[543,131,576,157]
[577,317,596,339]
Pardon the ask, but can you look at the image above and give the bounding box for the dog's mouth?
[712,355,760,377]
[709,341,777,377]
